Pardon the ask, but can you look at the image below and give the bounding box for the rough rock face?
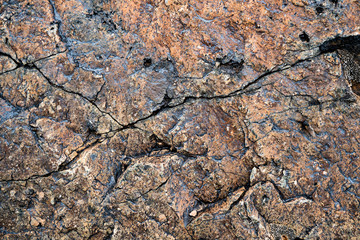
[0,0,360,239]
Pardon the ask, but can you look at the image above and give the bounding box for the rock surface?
[0,0,360,239]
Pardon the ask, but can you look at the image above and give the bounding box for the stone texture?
[0,0,360,239]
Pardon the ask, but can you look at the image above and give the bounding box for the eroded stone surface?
[0,0,359,239]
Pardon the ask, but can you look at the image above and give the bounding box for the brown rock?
[0,0,360,239]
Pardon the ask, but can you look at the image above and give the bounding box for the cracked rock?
[0,0,360,239]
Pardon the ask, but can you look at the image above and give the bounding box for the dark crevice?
[94,80,106,102]
[28,125,45,153]
[319,35,360,54]
[226,186,249,214]
[100,161,130,204]
[149,134,177,153]
[308,98,321,106]
[215,57,244,74]
[299,32,310,42]
[268,180,284,201]
[295,119,312,136]
[282,193,314,203]
[143,58,152,68]
[319,35,360,96]
[315,5,324,14]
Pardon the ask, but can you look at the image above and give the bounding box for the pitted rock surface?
[0,0,360,239]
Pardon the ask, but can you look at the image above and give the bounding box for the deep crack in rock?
[1,0,360,239]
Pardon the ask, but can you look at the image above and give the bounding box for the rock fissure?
[1,1,360,238]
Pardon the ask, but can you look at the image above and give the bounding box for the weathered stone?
[0,0,360,239]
